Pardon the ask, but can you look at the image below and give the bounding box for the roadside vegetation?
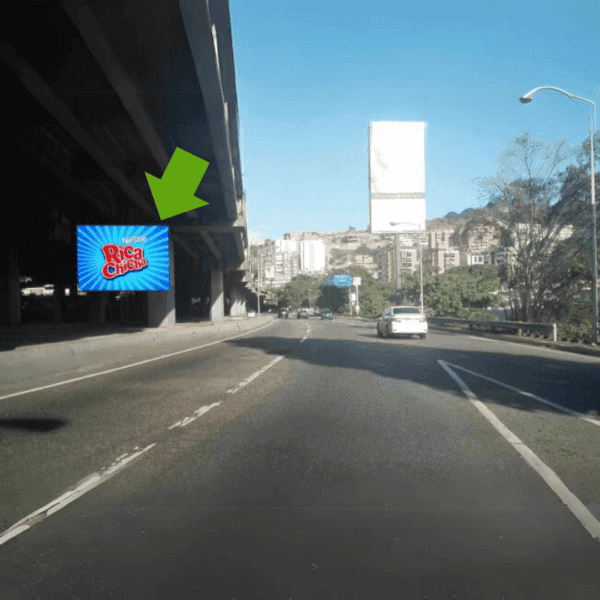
[273,131,599,331]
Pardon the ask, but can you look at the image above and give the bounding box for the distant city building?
[260,220,575,292]
[426,229,455,250]
[399,249,418,276]
[427,248,460,274]
[275,239,298,253]
[378,251,392,282]
[354,254,374,265]
[511,223,574,250]
[300,239,326,272]
[491,247,517,269]
[302,230,324,240]
[460,251,491,267]
[464,224,501,253]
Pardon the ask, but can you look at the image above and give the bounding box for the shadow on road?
[224,330,600,419]
[0,417,69,433]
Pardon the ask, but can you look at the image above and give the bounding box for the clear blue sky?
[228,0,599,244]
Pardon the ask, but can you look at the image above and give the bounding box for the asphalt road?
[2,317,600,599]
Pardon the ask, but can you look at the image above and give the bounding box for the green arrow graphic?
[145,147,210,220]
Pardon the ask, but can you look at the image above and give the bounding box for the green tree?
[404,265,502,317]
[344,266,395,317]
[471,132,590,322]
[278,274,322,309]
[402,262,440,304]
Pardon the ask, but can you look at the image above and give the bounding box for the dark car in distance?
[278,308,289,318]
[321,310,333,319]
[297,309,309,319]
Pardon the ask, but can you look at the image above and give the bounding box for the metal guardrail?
[429,317,557,342]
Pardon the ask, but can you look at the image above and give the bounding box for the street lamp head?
[519,95,533,104]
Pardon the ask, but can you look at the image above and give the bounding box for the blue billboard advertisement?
[77,225,170,291]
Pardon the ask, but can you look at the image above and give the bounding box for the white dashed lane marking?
[225,355,285,394]
[0,318,306,546]
[168,402,221,429]
[0,444,156,546]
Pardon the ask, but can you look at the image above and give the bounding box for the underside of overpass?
[0,0,250,328]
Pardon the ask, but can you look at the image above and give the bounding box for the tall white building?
[300,239,326,272]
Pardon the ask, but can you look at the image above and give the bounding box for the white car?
[377,306,428,339]
[247,311,256,318]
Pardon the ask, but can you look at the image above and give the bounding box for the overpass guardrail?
[428,317,557,342]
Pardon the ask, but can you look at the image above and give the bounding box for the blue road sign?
[323,273,352,287]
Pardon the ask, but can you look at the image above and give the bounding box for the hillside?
[428,206,490,230]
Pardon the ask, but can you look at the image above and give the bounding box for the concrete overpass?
[0,0,250,328]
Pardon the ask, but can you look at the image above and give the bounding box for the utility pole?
[394,232,399,302]
[248,237,252,314]
[258,251,262,314]
[419,227,424,315]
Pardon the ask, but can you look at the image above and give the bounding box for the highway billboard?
[77,225,170,291]
[369,121,426,234]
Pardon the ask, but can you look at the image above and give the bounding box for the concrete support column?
[0,248,21,326]
[210,265,225,321]
[230,284,239,316]
[88,292,107,325]
[147,236,176,328]
[175,250,195,318]
[238,284,247,315]
[229,283,245,316]
[53,284,66,324]
[190,255,201,314]
[190,256,202,295]
[176,269,192,317]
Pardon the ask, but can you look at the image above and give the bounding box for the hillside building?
[300,239,326,273]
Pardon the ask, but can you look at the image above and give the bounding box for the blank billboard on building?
[369,121,426,234]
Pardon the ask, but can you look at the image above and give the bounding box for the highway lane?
[0,318,288,533]
[1,317,600,599]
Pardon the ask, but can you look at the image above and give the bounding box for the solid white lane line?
[438,360,600,543]
[225,355,285,394]
[446,361,600,427]
[168,401,221,429]
[468,335,500,342]
[0,320,277,401]
[0,443,156,546]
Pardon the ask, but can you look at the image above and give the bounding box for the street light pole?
[419,227,424,315]
[592,115,598,344]
[393,231,399,300]
[258,251,262,314]
[391,222,425,313]
[519,86,598,344]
